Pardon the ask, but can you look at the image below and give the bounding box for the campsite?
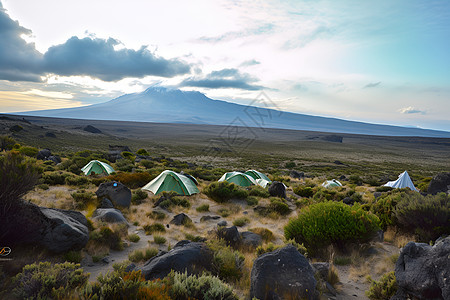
[0,115,449,300]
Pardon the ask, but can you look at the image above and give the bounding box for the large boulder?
[393,237,450,300]
[92,208,128,224]
[217,226,242,248]
[37,149,52,160]
[428,173,450,195]
[96,181,131,208]
[241,231,262,249]
[290,170,304,179]
[108,145,132,162]
[250,245,317,300]
[138,241,213,280]
[83,125,102,134]
[39,208,89,253]
[268,181,286,198]
[170,213,192,226]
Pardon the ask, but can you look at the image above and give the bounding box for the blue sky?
[0,0,449,131]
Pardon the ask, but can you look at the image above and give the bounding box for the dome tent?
[322,179,342,188]
[81,160,115,175]
[244,170,271,182]
[218,171,257,187]
[383,171,418,192]
[142,170,199,196]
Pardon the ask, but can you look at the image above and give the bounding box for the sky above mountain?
[0,0,449,131]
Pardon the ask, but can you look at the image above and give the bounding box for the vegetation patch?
[203,181,248,203]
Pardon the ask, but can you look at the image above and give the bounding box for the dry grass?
[384,227,415,248]
[24,186,77,209]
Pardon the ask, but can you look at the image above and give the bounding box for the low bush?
[349,175,363,185]
[121,151,136,161]
[90,226,124,251]
[196,204,210,212]
[12,262,89,299]
[255,239,307,257]
[312,187,345,202]
[37,183,49,190]
[375,186,393,193]
[185,233,205,242]
[128,247,158,262]
[128,233,140,243]
[71,190,96,210]
[285,161,296,168]
[0,135,16,151]
[147,210,167,220]
[143,223,166,235]
[166,271,239,300]
[136,148,150,156]
[131,189,148,205]
[284,201,380,254]
[158,195,191,210]
[154,236,167,244]
[269,198,291,215]
[248,185,270,198]
[140,159,155,169]
[106,172,154,189]
[42,171,71,185]
[63,250,82,263]
[249,227,274,242]
[208,239,245,282]
[115,158,134,172]
[190,167,226,181]
[203,181,248,203]
[18,146,39,157]
[232,217,250,227]
[65,175,90,186]
[293,185,314,198]
[366,271,397,300]
[246,196,259,206]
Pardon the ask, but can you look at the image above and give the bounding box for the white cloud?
[399,106,426,115]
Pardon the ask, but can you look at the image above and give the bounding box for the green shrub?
[285,161,296,168]
[366,271,397,300]
[333,256,352,265]
[349,175,363,185]
[269,198,291,215]
[218,208,231,217]
[143,223,166,235]
[147,210,167,220]
[232,217,250,227]
[185,233,204,242]
[154,236,167,244]
[37,183,49,190]
[375,186,393,193]
[313,187,344,202]
[166,271,239,300]
[18,146,39,157]
[196,204,210,212]
[115,158,135,172]
[71,190,96,210]
[128,233,140,243]
[208,240,244,282]
[42,171,71,185]
[203,181,248,203]
[90,226,123,251]
[256,240,307,257]
[0,135,16,151]
[136,148,150,156]
[107,171,153,189]
[128,247,158,262]
[131,189,148,205]
[12,262,88,299]
[293,185,314,198]
[394,192,450,242]
[159,195,191,210]
[121,151,136,161]
[140,159,155,169]
[65,175,90,186]
[416,177,432,193]
[246,196,259,206]
[63,250,82,263]
[370,192,399,230]
[284,201,380,253]
[248,185,270,198]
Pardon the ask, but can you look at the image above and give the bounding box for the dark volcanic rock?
[170,213,192,226]
[241,231,262,249]
[138,241,213,280]
[312,262,330,281]
[290,170,304,179]
[83,125,102,134]
[45,132,56,138]
[37,149,52,160]
[217,220,227,227]
[217,226,242,248]
[393,236,450,300]
[100,198,114,208]
[200,215,220,222]
[9,124,23,132]
[108,145,132,162]
[268,181,286,198]
[322,135,343,143]
[96,181,131,208]
[92,208,128,224]
[47,155,61,164]
[428,172,450,195]
[250,245,317,300]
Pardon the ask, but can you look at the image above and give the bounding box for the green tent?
[218,171,256,187]
[255,178,271,188]
[81,160,115,175]
[244,170,271,183]
[322,179,342,188]
[142,170,199,196]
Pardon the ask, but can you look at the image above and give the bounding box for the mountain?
[16,87,450,137]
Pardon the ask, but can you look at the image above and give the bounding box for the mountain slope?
[16,87,450,137]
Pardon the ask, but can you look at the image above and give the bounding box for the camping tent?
[384,171,418,192]
[322,179,342,188]
[218,171,257,187]
[142,170,199,196]
[81,160,115,175]
[255,178,271,188]
[244,170,271,182]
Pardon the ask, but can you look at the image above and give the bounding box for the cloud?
[283,25,332,49]
[0,4,190,82]
[363,81,381,88]
[179,68,264,90]
[399,106,426,114]
[197,24,274,44]
[239,59,260,67]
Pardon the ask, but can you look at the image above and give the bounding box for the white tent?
[383,171,418,192]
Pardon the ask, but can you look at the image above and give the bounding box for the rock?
[322,135,343,143]
[83,125,102,134]
[290,170,304,179]
[241,231,262,249]
[312,262,330,281]
[138,241,213,280]
[334,160,344,165]
[217,220,227,227]
[342,197,354,205]
[339,175,348,181]
[96,181,131,208]
[170,213,192,226]
[428,172,450,195]
[108,145,132,162]
[37,149,52,160]
[92,208,128,224]
[102,256,110,264]
[125,263,136,272]
[39,207,89,253]
[250,245,317,300]
[268,181,286,198]
[200,215,220,222]
[45,132,57,138]
[47,155,61,164]
[100,198,114,208]
[373,192,382,199]
[393,236,450,299]
[217,226,242,248]
[9,124,23,132]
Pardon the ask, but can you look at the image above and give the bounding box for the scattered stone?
[241,231,262,249]
[250,245,317,300]
[96,181,131,208]
[312,262,330,281]
[47,155,61,164]
[37,149,52,160]
[428,172,450,195]
[170,213,192,226]
[373,192,382,199]
[393,236,450,299]
[137,241,213,280]
[217,220,227,227]
[92,208,128,224]
[342,197,354,205]
[268,181,286,198]
[339,175,347,181]
[334,160,344,165]
[83,125,102,134]
[102,257,110,264]
[200,215,220,222]
[217,226,242,248]
[45,132,56,138]
[100,198,114,209]
[290,170,305,179]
